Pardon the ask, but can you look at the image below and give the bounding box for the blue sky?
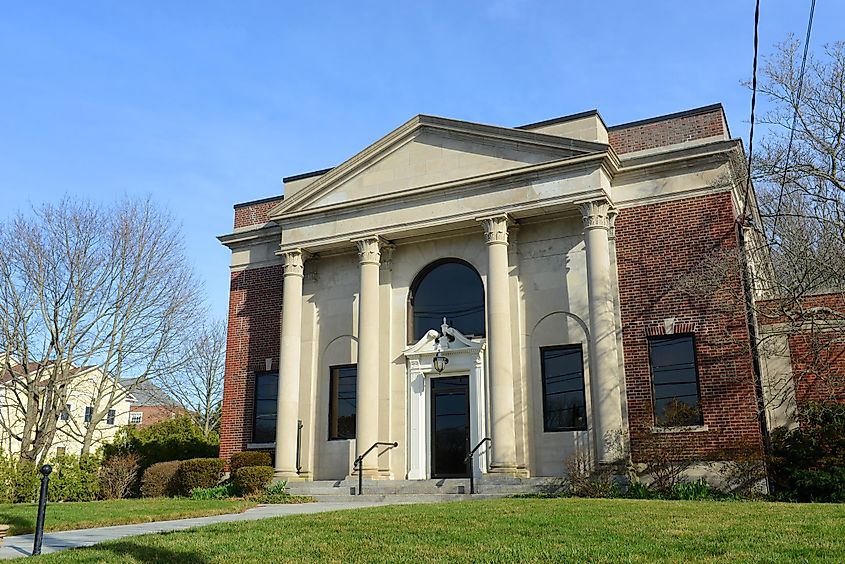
[2,1,842,321]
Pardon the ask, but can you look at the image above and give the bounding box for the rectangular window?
[107,409,116,425]
[328,365,357,440]
[55,447,66,456]
[129,412,143,425]
[84,406,93,424]
[649,334,703,427]
[253,371,278,443]
[541,345,587,431]
[59,404,70,421]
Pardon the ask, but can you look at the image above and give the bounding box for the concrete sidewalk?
[0,501,388,559]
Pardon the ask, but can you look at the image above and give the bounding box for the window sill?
[651,425,709,434]
[246,442,276,449]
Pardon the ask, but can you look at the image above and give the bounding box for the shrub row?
[140,458,225,498]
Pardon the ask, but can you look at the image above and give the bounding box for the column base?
[487,464,529,478]
[274,469,305,480]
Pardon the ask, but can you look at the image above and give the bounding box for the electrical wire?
[771,0,817,235]
[740,0,762,221]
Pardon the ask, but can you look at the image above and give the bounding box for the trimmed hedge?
[230,451,272,472]
[140,460,180,498]
[232,465,274,496]
[174,458,225,496]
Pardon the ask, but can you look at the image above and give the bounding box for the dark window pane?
[649,335,702,427]
[84,406,93,423]
[541,346,587,431]
[329,365,357,440]
[411,260,485,341]
[107,409,116,425]
[252,372,278,443]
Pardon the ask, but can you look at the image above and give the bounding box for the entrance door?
[431,376,471,478]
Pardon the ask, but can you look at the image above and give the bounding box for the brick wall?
[758,293,845,406]
[615,192,764,460]
[233,197,284,229]
[219,264,283,462]
[609,106,727,154]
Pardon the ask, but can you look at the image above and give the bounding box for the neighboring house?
[0,361,131,459]
[218,104,844,482]
[120,378,184,428]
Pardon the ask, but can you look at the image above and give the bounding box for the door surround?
[404,322,488,480]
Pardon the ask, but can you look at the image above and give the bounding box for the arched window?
[409,259,485,342]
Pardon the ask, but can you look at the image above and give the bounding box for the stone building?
[218,104,804,482]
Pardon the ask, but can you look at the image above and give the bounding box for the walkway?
[0,501,388,559]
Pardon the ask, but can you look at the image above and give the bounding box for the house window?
[55,447,66,456]
[540,345,587,431]
[253,371,278,443]
[328,365,357,440]
[84,406,93,424]
[59,404,70,421]
[649,334,703,427]
[129,412,143,425]
[107,409,116,425]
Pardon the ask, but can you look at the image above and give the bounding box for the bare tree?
[158,320,226,437]
[0,196,201,462]
[676,37,845,419]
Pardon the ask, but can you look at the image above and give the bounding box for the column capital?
[280,248,304,277]
[578,199,614,230]
[478,214,513,245]
[352,236,386,265]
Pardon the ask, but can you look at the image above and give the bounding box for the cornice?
[279,186,607,251]
[614,139,742,181]
[275,152,610,223]
[217,224,281,249]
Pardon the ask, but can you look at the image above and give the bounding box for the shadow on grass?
[0,512,34,535]
[94,540,207,563]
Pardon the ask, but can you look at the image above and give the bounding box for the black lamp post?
[32,464,52,556]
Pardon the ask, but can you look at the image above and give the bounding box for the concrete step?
[282,477,562,498]
[309,493,505,503]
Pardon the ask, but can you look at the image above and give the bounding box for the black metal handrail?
[296,420,303,474]
[465,437,491,495]
[354,441,398,495]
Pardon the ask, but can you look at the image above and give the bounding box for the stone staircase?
[281,476,561,504]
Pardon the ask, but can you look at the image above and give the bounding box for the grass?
[34,498,845,563]
[0,498,256,536]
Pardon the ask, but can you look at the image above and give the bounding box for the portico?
[266,113,626,479]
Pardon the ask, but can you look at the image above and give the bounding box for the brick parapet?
[609,107,728,154]
[233,196,284,229]
[615,192,764,460]
[219,264,283,462]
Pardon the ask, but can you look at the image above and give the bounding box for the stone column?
[479,214,518,473]
[353,236,382,477]
[275,249,304,477]
[579,199,624,463]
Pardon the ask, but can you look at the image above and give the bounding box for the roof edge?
[282,167,335,184]
[516,109,608,131]
[233,195,284,209]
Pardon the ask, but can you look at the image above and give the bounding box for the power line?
[771,0,817,235]
[740,0,762,221]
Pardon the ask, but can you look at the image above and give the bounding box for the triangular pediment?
[271,115,606,218]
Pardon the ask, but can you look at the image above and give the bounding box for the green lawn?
[35,498,845,563]
[0,498,255,536]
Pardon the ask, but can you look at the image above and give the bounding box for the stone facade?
[218,104,828,480]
